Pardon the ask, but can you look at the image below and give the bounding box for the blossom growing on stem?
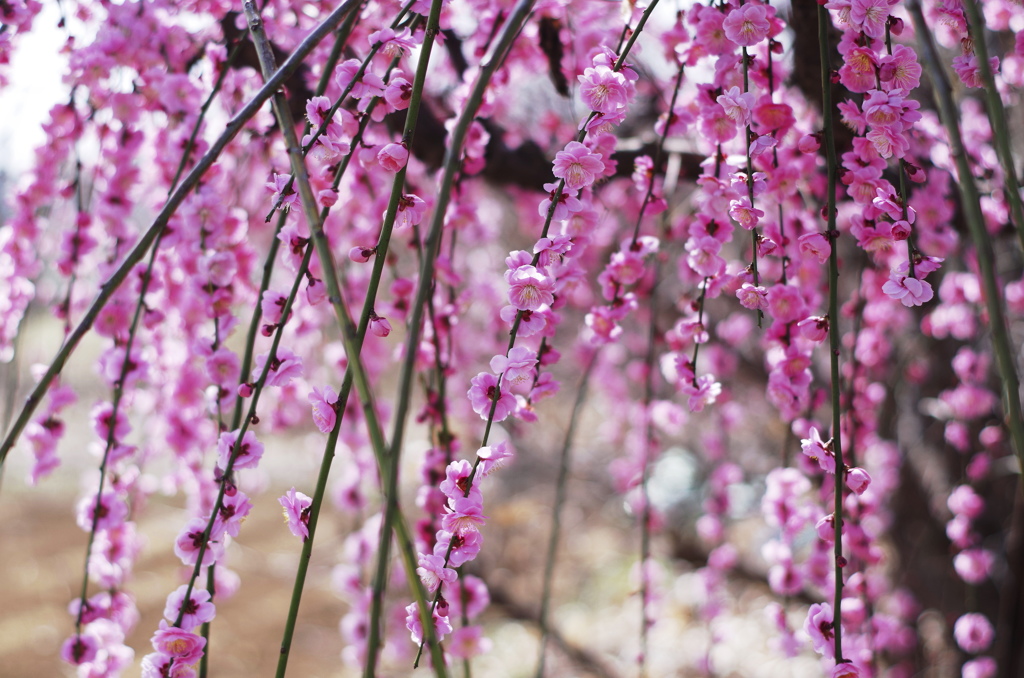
[723,3,772,46]
[279,488,313,540]
[163,585,216,630]
[552,141,605,191]
[882,272,934,307]
[308,385,339,433]
[506,265,555,311]
[467,372,516,422]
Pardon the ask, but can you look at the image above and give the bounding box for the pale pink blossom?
[377,142,409,172]
[723,3,771,46]
[954,613,994,653]
[882,273,934,307]
[279,488,313,540]
[308,385,339,433]
[552,141,604,190]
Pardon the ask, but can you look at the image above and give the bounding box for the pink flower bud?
[319,189,338,207]
[798,133,821,153]
[370,315,392,337]
[377,142,409,172]
[349,246,376,263]
[306,278,327,305]
[237,383,254,398]
[846,467,871,495]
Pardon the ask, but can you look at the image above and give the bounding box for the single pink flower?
[489,347,537,389]
[737,283,769,310]
[279,488,313,540]
[152,621,207,664]
[377,142,409,172]
[882,273,933,307]
[804,603,835,657]
[416,552,458,591]
[467,372,516,421]
[308,385,339,433]
[723,3,771,46]
[552,141,604,190]
[506,265,555,311]
[729,197,763,229]
[369,313,392,337]
[577,65,630,115]
[954,613,994,653]
[846,467,871,494]
[163,585,216,630]
[216,429,265,471]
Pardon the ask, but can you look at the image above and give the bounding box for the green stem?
[243,3,450,674]
[960,0,1024,254]
[908,0,1024,473]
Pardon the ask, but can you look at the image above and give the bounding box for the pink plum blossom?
[279,488,313,540]
[954,613,994,653]
[308,385,339,433]
[552,141,605,190]
[882,273,934,307]
[723,3,771,46]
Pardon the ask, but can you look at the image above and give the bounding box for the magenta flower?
[797,232,831,264]
[308,385,339,433]
[882,272,933,307]
[723,3,771,46]
[849,0,894,38]
[334,58,386,99]
[467,372,516,421]
[442,495,487,535]
[489,347,537,389]
[804,603,835,657]
[800,427,835,474]
[152,621,206,664]
[737,283,769,311]
[163,585,216,630]
[954,549,994,584]
[729,197,763,229]
[948,485,984,519]
[437,528,483,567]
[577,65,629,115]
[217,490,253,538]
[216,429,265,471]
[279,488,313,540]
[506,265,555,311]
[377,142,409,172]
[404,602,452,645]
[846,467,871,495]
[267,173,298,211]
[447,625,492,659]
[369,313,392,337]
[538,181,583,220]
[796,316,829,343]
[879,45,922,91]
[416,552,458,591]
[349,245,376,263]
[61,631,99,665]
[954,613,994,654]
[174,517,223,567]
[552,141,604,191]
[252,348,304,387]
[306,277,326,305]
[477,440,515,477]
[717,86,755,126]
[394,193,427,228]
